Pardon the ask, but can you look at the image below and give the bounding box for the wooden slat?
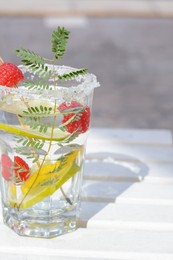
[0,225,173,260]
[116,182,173,205]
[86,145,173,163]
[79,202,173,231]
[82,180,134,203]
[82,180,173,205]
[88,128,173,146]
[86,129,173,165]
[0,128,173,259]
[0,254,99,260]
[84,160,173,183]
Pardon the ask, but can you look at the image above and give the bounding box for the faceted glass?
[0,65,99,238]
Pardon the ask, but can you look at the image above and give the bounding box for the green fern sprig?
[58,114,79,130]
[60,106,85,115]
[15,136,45,150]
[21,117,50,134]
[15,136,45,163]
[52,26,70,60]
[23,80,52,91]
[16,48,45,65]
[51,156,67,173]
[19,105,55,133]
[58,69,88,82]
[15,48,52,80]
[15,27,88,88]
[21,105,54,117]
[58,107,86,132]
[14,147,40,163]
[62,130,80,143]
[58,107,87,136]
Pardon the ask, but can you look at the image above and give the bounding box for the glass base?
[3,204,77,238]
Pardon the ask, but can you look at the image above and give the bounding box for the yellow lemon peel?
[8,149,81,209]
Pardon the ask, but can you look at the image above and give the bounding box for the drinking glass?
[0,65,99,238]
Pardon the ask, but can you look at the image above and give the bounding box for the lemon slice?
[21,161,61,194]
[21,149,79,194]
[8,150,80,209]
[19,163,79,209]
[0,123,69,141]
[0,98,56,116]
[7,182,17,207]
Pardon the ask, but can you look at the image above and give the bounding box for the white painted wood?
[87,128,173,164]
[80,202,173,231]
[116,182,173,205]
[0,128,173,259]
[84,160,147,182]
[0,255,99,260]
[0,224,173,260]
[86,144,173,163]
[84,160,173,183]
[82,179,135,202]
[82,180,173,205]
[89,128,173,146]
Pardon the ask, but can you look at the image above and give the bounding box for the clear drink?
[0,65,99,238]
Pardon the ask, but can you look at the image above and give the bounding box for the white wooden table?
[0,127,173,260]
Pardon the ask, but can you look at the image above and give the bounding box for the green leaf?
[15,48,45,64]
[51,26,70,60]
[22,105,55,118]
[14,136,45,163]
[15,136,45,150]
[23,80,52,91]
[58,68,88,82]
[15,48,52,79]
[62,130,80,143]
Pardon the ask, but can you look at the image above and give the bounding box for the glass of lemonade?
[0,64,99,238]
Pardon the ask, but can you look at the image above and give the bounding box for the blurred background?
[1,0,173,130]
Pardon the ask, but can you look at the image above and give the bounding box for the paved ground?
[1,16,173,130]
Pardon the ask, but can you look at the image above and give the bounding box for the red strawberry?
[14,156,30,182]
[1,154,13,181]
[58,101,90,134]
[0,62,24,87]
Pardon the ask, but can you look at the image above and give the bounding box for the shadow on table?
[78,152,149,227]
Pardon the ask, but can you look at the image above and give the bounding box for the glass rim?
[0,65,100,100]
